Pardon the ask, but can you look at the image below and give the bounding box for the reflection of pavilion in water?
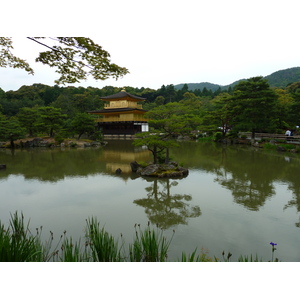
[105,147,151,174]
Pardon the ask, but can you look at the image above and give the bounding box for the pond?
[0,140,300,261]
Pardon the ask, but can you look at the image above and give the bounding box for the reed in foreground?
[0,212,279,262]
[0,212,43,262]
[85,217,122,262]
[129,222,174,262]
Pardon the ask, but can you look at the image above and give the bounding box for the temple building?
[88,89,148,135]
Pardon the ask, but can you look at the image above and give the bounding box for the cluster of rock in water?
[129,161,189,178]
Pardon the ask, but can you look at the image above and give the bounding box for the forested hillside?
[264,67,300,87]
[0,83,226,117]
[174,82,222,92]
[175,67,300,91]
[1,67,299,117]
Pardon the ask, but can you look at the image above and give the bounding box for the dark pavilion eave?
[88,108,147,114]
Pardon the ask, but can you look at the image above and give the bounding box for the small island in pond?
[130,161,189,178]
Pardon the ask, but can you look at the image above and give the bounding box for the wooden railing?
[95,116,148,122]
[240,132,300,143]
[104,103,143,109]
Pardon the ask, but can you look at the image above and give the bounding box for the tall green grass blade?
[0,212,43,262]
[85,217,122,262]
[129,223,174,262]
[179,248,214,262]
[61,237,88,262]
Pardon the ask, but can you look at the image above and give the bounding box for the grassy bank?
[0,212,278,262]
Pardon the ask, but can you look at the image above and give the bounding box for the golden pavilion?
[88,89,148,135]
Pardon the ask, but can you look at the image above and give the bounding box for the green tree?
[1,85,44,116]
[51,90,77,117]
[206,93,237,136]
[73,92,100,113]
[71,113,96,140]
[0,88,6,101]
[273,88,294,130]
[0,37,129,85]
[37,107,67,137]
[165,84,176,102]
[134,103,201,163]
[0,115,26,148]
[179,92,203,114]
[147,103,198,137]
[11,85,44,106]
[133,132,178,164]
[286,82,300,128]
[154,96,165,106]
[17,107,39,137]
[232,77,278,138]
[181,84,189,93]
[42,85,62,106]
[176,84,189,101]
[0,88,5,114]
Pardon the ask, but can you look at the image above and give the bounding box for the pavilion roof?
[100,91,146,101]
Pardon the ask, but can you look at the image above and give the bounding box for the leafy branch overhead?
[0,37,129,85]
[0,38,34,75]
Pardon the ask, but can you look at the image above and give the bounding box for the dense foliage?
[0,75,300,148]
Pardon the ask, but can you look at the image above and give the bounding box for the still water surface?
[0,140,300,261]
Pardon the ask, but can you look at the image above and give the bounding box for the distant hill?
[264,67,300,87]
[175,82,222,92]
[174,67,300,92]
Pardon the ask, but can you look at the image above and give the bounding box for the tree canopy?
[134,102,201,163]
[0,114,26,147]
[232,77,278,138]
[0,37,129,85]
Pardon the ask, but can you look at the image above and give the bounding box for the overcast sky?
[1,0,300,92]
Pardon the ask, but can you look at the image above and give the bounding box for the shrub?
[280,143,296,150]
[226,130,239,138]
[213,132,223,141]
[54,134,65,144]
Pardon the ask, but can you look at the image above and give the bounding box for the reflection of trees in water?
[215,167,275,211]
[204,145,278,211]
[172,142,300,213]
[143,143,300,227]
[211,147,300,220]
[133,178,201,229]
[283,170,300,227]
[0,140,150,182]
[0,148,107,182]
